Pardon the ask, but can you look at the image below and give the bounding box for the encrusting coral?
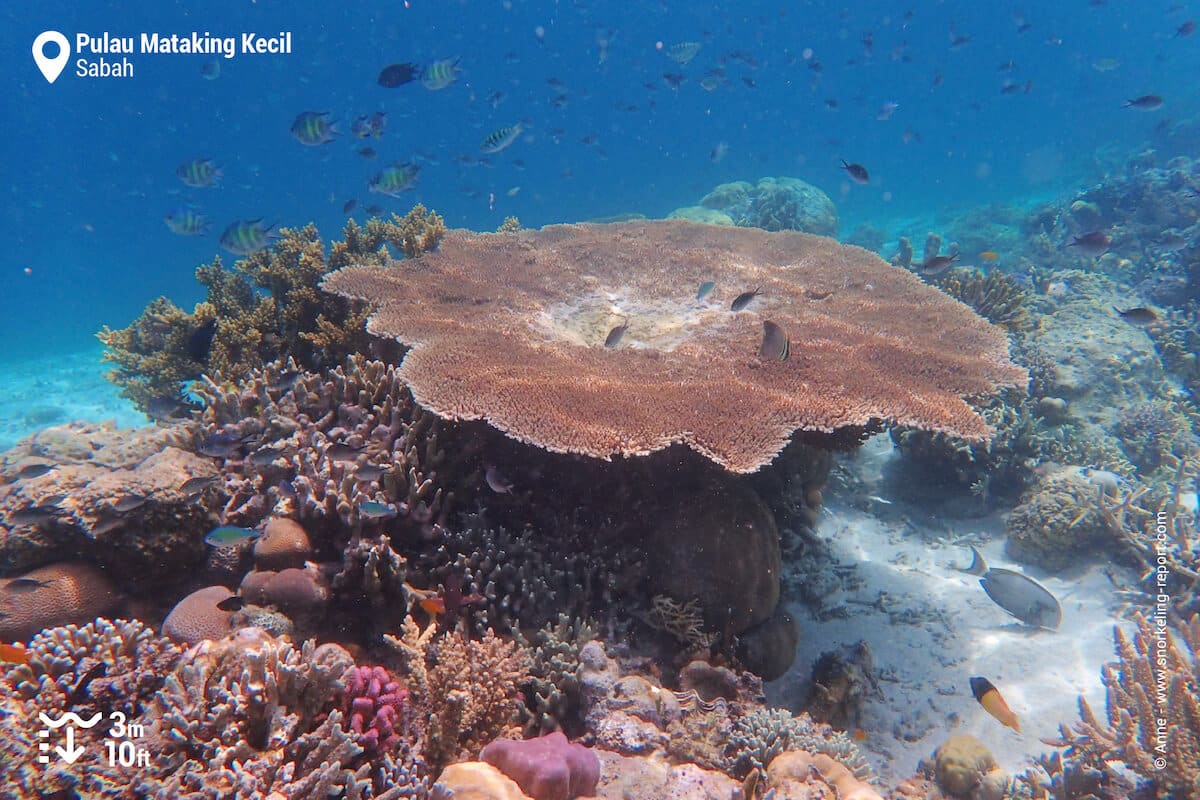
[323,219,1027,474]
[99,206,445,412]
[1042,612,1200,799]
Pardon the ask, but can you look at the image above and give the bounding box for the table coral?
[480,731,601,800]
[324,220,1026,474]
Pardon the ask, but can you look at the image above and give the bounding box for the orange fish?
[852,728,868,741]
[970,676,1020,732]
[419,597,446,616]
[0,642,29,665]
[979,250,1000,262]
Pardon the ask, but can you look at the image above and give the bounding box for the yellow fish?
[970,677,1020,732]
[979,250,1000,262]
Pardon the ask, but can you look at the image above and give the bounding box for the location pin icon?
[32,31,70,84]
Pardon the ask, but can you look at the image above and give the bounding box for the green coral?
[99,206,445,412]
[1004,469,1115,570]
[517,614,596,735]
[938,269,1033,333]
[724,707,871,781]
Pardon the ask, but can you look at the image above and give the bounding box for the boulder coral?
[0,561,121,640]
[324,220,1027,474]
[697,177,840,236]
[480,731,601,800]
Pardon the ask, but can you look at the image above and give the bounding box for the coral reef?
[516,614,596,736]
[725,706,873,782]
[343,664,411,758]
[480,731,600,800]
[935,270,1033,334]
[99,206,446,411]
[162,585,238,644]
[769,749,885,800]
[933,735,998,798]
[324,219,1027,473]
[1045,612,1200,798]
[0,421,212,583]
[1004,467,1118,570]
[0,561,122,640]
[388,619,531,769]
[694,177,839,236]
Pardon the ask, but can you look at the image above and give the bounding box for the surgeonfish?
[970,676,1021,732]
[961,546,1062,630]
[1066,231,1111,257]
[604,320,630,349]
[1114,306,1158,326]
[840,159,870,184]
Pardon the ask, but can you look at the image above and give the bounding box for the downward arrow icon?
[55,727,85,764]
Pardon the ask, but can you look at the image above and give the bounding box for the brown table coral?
[324,220,1027,473]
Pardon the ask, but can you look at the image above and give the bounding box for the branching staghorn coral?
[386,619,531,770]
[1045,612,1200,798]
[100,207,445,412]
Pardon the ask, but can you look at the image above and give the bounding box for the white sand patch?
[770,436,1134,784]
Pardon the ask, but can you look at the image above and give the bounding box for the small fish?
[290,111,338,146]
[186,318,218,363]
[198,431,256,459]
[8,506,60,526]
[359,501,398,519]
[759,320,790,362]
[1123,95,1164,111]
[731,287,761,312]
[0,642,29,665]
[921,254,959,275]
[421,57,462,90]
[378,62,420,88]
[1091,57,1121,72]
[979,250,1000,262]
[666,41,702,64]
[180,475,220,496]
[177,157,222,188]
[662,72,686,90]
[164,205,211,236]
[369,163,420,197]
[4,578,54,593]
[327,442,367,462]
[247,446,290,467]
[219,219,278,256]
[16,462,56,480]
[485,465,514,494]
[710,142,728,163]
[876,101,899,120]
[1115,306,1158,326]
[960,546,1062,629]
[852,728,868,741]
[112,494,147,513]
[354,464,388,482]
[1176,20,1196,37]
[841,159,870,184]
[481,124,522,154]
[604,320,630,349]
[343,198,358,214]
[199,59,221,80]
[65,662,107,706]
[696,281,716,301]
[970,677,1021,732]
[419,596,446,616]
[204,525,260,547]
[215,595,245,612]
[1066,231,1111,257]
[357,146,377,159]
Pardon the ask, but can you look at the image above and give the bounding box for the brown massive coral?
[324,220,1027,473]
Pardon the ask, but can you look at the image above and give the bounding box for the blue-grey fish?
[481,124,522,154]
[327,442,368,462]
[164,206,211,236]
[731,287,761,312]
[841,160,870,185]
[696,281,716,301]
[961,546,1061,630]
[759,320,790,361]
[205,525,260,547]
[219,219,278,256]
[247,446,291,467]
[604,320,630,349]
[358,501,397,519]
[15,462,56,480]
[421,57,461,90]
[369,163,420,197]
[198,431,257,458]
[177,157,222,188]
[485,465,513,494]
[290,111,338,146]
[112,494,148,513]
[921,254,959,275]
[3,577,54,593]
[180,475,220,496]
[354,463,388,482]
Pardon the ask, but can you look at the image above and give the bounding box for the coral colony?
[2,163,1198,800]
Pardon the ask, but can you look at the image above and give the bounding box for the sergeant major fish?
[177,157,222,188]
[290,111,338,146]
[219,220,278,256]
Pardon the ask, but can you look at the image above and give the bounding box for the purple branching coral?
[345,665,411,757]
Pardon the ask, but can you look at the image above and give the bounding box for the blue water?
[2,0,1197,360]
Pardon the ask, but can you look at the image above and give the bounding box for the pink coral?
[481,731,601,800]
[343,664,410,757]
